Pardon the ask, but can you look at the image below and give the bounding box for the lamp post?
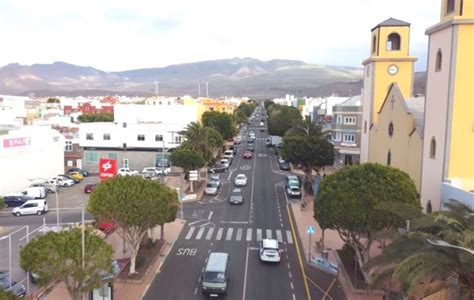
[0,226,29,292]
[82,205,85,270]
[426,239,474,255]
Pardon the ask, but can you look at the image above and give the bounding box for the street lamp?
[426,239,474,255]
[0,226,29,293]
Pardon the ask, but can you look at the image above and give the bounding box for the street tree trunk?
[303,167,313,194]
[160,224,165,240]
[321,229,325,251]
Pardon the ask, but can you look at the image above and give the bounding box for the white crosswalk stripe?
[266,229,272,239]
[196,227,205,240]
[286,230,293,244]
[256,229,262,241]
[216,228,224,240]
[183,227,294,244]
[185,227,195,240]
[225,228,234,240]
[236,228,243,241]
[276,230,283,243]
[246,228,252,241]
[205,227,214,240]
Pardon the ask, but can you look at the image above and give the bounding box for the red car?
[243,151,253,159]
[84,183,97,193]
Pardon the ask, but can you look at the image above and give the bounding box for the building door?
[122,159,129,168]
[344,155,353,165]
[77,159,82,169]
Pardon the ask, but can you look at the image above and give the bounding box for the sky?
[0,0,439,72]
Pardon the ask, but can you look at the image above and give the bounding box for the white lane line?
[290,282,294,290]
[185,227,195,240]
[207,211,213,220]
[236,228,243,241]
[194,288,198,295]
[276,230,283,243]
[196,227,205,240]
[287,262,291,269]
[249,140,258,223]
[256,229,262,241]
[205,227,214,240]
[188,219,205,226]
[289,271,292,278]
[220,221,248,224]
[215,228,224,240]
[266,229,272,239]
[292,293,296,300]
[242,245,250,300]
[246,228,252,241]
[225,228,234,241]
[286,230,294,244]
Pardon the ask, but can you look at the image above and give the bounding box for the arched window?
[387,33,401,51]
[372,36,377,54]
[426,200,433,214]
[387,150,392,166]
[447,0,455,14]
[435,49,442,72]
[430,137,436,158]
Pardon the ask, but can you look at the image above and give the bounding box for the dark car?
[208,164,228,173]
[279,160,290,171]
[3,195,33,208]
[246,145,255,152]
[67,167,89,177]
[229,145,238,155]
[0,271,26,297]
[84,183,98,193]
[247,138,254,144]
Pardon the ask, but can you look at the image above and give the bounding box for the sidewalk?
[44,220,185,300]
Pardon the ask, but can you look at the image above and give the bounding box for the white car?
[223,150,234,160]
[259,239,281,263]
[234,174,248,187]
[220,159,231,168]
[118,168,140,176]
[12,199,48,217]
[50,176,75,187]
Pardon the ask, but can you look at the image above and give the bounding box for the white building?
[0,126,64,195]
[114,104,198,124]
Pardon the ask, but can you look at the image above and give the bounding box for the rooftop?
[372,17,410,31]
[405,96,425,134]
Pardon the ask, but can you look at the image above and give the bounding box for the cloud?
[0,0,441,71]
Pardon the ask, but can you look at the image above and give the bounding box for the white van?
[12,199,48,216]
[223,150,234,159]
[21,187,46,199]
[201,252,230,296]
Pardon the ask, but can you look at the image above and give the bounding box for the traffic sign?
[189,170,198,181]
[306,225,316,235]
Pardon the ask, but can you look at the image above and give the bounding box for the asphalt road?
[144,110,346,300]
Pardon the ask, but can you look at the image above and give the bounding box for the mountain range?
[0,58,425,98]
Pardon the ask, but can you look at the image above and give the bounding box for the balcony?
[441,179,474,208]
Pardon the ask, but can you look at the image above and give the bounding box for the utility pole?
[205,82,209,97]
[198,82,201,97]
[154,81,159,96]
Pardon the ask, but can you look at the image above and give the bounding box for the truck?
[266,135,283,147]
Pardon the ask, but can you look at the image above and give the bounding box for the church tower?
[420,0,474,212]
[360,18,417,162]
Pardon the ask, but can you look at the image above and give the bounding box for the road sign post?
[306,225,316,263]
[189,170,198,193]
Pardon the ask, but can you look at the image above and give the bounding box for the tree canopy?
[88,176,178,274]
[77,113,114,123]
[202,111,236,140]
[47,97,60,104]
[179,122,223,162]
[20,228,113,300]
[170,148,205,173]
[267,105,302,136]
[314,163,420,281]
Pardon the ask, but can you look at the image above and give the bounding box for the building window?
[103,133,111,140]
[86,133,94,140]
[84,151,100,163]
[446,0,455,14]
[372,36,377,54]
[336,116,342,124]
[435,49,442,72]
[387,150,392,166]
[344,117,356,125]
[65,141,73,152]
[174,135,182,144]
[388,122,394,137]
[430,137,436,159]
[137,134,145,141]
[155,135,163,142]
[343,134,356,143]
[108,152,118,160]
[122,159,129,168]
[386,33,401,51]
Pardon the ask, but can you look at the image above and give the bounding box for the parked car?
[209,175,221,187]
[156,158,171,175]
[233,137,242,145]
[285,175,302,187]
[84,183,98,193]
[223,150,234,159]
[30,181,57,194]
[12,199,48,216]
[220,159,231,168]
[246,145,255,152]
[58,174,81,184]
[50,176,75,187]
[204,181,220,196]
[19,187,46,199]
[266,137,272,147]
[234,174,248,187]
[142,167,161,178]
[243,151,253,159]
[0,271,26,297]
[278,160,290,171]
[286,185,301,198]
[247,138,254,144]
[117,168,140,176]
[229,188,244,204]
[259,239,281,263]
[208,164,228,173]
[67,167,89,177]
[3,194,33,208]
[67,171,84,181]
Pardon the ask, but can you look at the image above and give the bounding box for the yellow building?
[183,97,237,122]
[420,0,474,212]
[360,18,417,163]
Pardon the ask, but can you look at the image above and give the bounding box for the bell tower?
[360,18,417,163]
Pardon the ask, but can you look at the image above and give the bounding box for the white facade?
[0,126,64,195]
[0,106,16,126]
[114,104,198,124]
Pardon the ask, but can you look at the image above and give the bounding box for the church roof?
[339,95,362,107]
[372,18,411,31]
[405,96,425,136]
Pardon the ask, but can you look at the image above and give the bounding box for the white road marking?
[246,228,252,241]
[242,245,250,300]
[276,230,283,243]
[292,293,296,300]
[256,229,262,241]
[236,228,243,241]
[287,262,291,269]
[205,227,214,240]
[207,211,213,220]
[194,288,198,295]
[215,228,224,240]
[220,221,249,224]
[290,282,294,290]
[185,227,195,239]
[249,142,258,223]
[196,227,205,240]
[266,229,272,239]
[286,230,294,244]
[225,228,234,240]
[248,246,260,250]
[188,219,206,226]
[289,271,292,278]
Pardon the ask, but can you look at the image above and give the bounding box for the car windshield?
[231,190,241,197]
[236,175,246,180]
[207,182,218,188]
[203,271,225,283]
[288,180,299,186]
[290,186,300,191]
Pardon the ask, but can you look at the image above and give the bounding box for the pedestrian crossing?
[184,226,294,244]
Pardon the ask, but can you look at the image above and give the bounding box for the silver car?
[229,188,244,204]
[205,182,220,196]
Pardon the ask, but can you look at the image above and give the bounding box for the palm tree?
[180,122,223,163]
[286,116,325,137]
[366,200,474,298]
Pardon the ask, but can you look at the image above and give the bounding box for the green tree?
[202,111,236,140]
[47,97,60,104]
[314,163,420,282]
[281,135,334,192]
[179,122,223,162]
[20,228,113,300]
[234,109,248,124]
[88,176,178,275]
[0,290,21,300]
[0,196,3,211]
[366,200,474,298]
[267,105,302,136]
[77,113,114,123]
[264,100,275,111]
[170,148,205,174]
